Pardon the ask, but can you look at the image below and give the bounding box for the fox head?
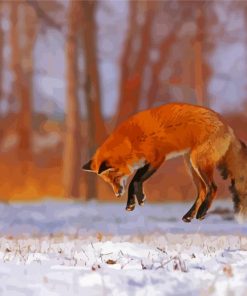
[82,159,129,197]
[82,138,133,197]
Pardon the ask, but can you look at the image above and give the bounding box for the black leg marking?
[196,200,210,220]
[229,179,240,213]
[182,202,197,223]
[196,182,217,220]
[182,155,206,223]
[126,164,157,211]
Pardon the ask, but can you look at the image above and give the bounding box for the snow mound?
[0,200,247,295]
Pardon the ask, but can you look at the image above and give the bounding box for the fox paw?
[126,203,135,211]
[136,194,146,206]
[182,208,196,223]
[196,212,206,220]
[182,214,193,223]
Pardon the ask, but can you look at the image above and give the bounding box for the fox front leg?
[126,164,157,211]
[126,181,145,211]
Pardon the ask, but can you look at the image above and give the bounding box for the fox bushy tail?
[218,135,247,222]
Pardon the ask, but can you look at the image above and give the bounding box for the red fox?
[83,103,247,222]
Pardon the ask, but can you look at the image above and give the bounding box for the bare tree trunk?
[63,1,81,198]
[0,2,4,145]
[81,0,106,200]
[147,32,177,108]
[118,0,138,100]
[84,76,98,201]
[19,4,37,161]
[181,43,195,103]
[10,2,21,107]
[81,1,106,144]
[0,2,3,101]
[10,3,36,162]
[193,6,208,107]
[116,1,155,124]
[10,2,24,159]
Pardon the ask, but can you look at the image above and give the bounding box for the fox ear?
[98,160,114,175]
[82,159,94,172]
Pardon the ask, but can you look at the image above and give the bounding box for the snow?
[0,199,247,295]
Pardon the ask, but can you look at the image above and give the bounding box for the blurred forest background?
[0,0,246,202]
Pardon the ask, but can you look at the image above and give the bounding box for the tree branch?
[25,0,62,31]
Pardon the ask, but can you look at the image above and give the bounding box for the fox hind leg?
[195,167,217,220]
[190,135,231,220]
[182,155,207,222]
[190,152,217,220]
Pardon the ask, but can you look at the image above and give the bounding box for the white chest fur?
[166,149,190,160]
[128,158,146,173]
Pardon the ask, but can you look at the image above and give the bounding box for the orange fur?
[83,103,246,221]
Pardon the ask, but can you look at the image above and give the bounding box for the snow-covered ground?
[0,199,247,296]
